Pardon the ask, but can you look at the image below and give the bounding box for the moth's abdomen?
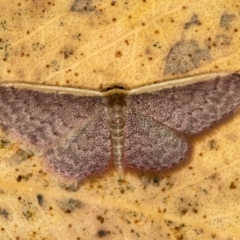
[107,94,126,170]
[110,125,124,170]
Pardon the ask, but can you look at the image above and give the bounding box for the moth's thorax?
[106,93,126,170]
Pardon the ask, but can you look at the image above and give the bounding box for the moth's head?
[100,84,130,92]
[100,85,130,98]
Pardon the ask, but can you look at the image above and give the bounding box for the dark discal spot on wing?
[127,74,240,135]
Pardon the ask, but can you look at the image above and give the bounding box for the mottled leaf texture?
[0,74,239,181]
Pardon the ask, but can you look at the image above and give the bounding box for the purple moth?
[0,73,239,182]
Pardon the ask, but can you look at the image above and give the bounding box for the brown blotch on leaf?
[230,182,237,189]
[97,215,104,224]
[63,49,74,59]
[209,139,218,150]
[98,229,110,238]
[181,209,188,215]
[115,51,122,58]
[193,208,198,213]
[16,175,22,182]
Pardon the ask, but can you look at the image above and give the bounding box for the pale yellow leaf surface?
[0,0,239,239]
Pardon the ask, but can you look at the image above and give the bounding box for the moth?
[0,73,239,182]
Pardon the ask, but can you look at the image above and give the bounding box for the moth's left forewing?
[44,108,112,181]
[0,83,105,150]
[0,83,112,181]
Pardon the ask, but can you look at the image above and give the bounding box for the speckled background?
[0,0,240,239]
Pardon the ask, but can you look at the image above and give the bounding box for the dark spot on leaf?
[57,198,82,213]
[220,13,235,29]
[37,194,44,206]
[0,138,9,148]
[230,182,237,189]
[141,175,160,187]
[11,149,33,165]
[184,14,201,29]
[71,0,94,12]
[97,215,104,224]
[16,175,22,182]
[193,208,198,213]
[0,208,9,219]
[181,209,188,215]
[164,40,210,75]
[16,173,32,182]
[22,210,33,220]
[59,182,79,192]
[61,48,74,59]
[209,173,217,180]
[213,34,231,46]
[209,139,218,150]
[120,188,125,194]
[98,229,110,238]
[115,51,122,57]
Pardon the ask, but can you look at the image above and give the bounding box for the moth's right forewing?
[128,73,240,135]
